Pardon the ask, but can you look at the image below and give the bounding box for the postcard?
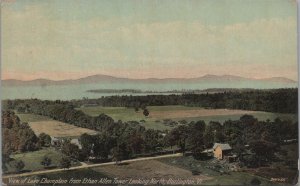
[1,0,299,185]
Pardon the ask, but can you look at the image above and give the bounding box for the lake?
[1,81,296,100]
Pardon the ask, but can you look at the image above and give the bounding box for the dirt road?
[2,153,182,179]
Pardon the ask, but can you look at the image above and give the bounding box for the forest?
[81,88,298,113]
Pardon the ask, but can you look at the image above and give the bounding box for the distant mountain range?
[2,74,297,87]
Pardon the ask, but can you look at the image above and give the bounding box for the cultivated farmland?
[93,159,211,181]
[78,105,297,130]
[28,120,98,137]
[16,112,98,137]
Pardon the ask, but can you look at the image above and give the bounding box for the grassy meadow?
[29,120,98,138]
[16,113,52,123]
[5,148,79,173]
[15,106,297,131]
[78,105,297,130]
[16,112,98,138]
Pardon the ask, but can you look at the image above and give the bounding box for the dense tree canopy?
[38,133,51,147]
[2,111,39,154]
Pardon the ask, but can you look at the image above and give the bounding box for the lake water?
[1,82,296,100]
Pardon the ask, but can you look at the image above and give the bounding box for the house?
[201,148,214,157]
[51,136,61,146]
[50,136,82,149]
[213,143,232,160]
[70,138,82,149]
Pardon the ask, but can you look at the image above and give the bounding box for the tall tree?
[187,121,206,149]
[143,109,150,117]
[93,133,116,160]
[60,156,71,169]
[249,140,277,167]
[128,133,145,154]
[38,133,51,147]
[169,125,189,154]
[61,140,80,159]
[111,142,130,164]
[80,133,94,159]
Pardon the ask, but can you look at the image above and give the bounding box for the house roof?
[213,143,232,151]
[71,138,82,149]
[202,149,213,153]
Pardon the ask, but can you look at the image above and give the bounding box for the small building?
[225,154,238,163]
[70,138,82,149]
[213,143,232,160]
[201,148,214,157]
[50,136,82,149]
[51,136,60,146]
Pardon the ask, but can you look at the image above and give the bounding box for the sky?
[1,0,298,81]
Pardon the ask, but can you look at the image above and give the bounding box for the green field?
[5,148,80,173]
[78,106,297,130]
[16,113,52,123]
[16,112,98,138]
[6,148,62,173]
[15,107,297,131]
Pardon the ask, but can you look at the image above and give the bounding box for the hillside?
[2,74,297,87]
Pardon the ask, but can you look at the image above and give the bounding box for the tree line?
[2,111,52,171]
[38,88,297,113]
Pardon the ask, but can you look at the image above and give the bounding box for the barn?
[213,143,232,160]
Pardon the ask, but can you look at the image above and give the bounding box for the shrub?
[191,170,201,175]
[60,157,71,169]
[250,178,261,185]
[41,156,52,168]
[15,160,25,172]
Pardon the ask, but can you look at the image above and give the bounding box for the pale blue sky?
[2,0,297,80]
